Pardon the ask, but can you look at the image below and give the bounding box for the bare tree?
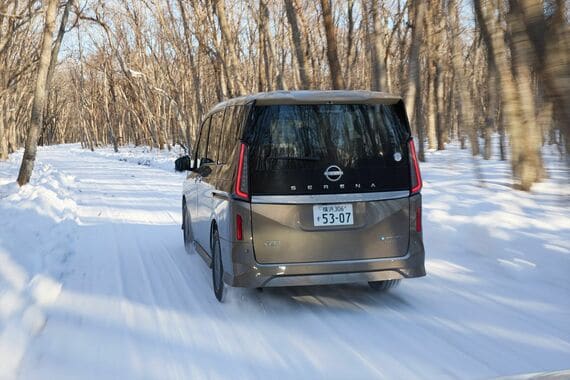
[17,0,59,186]
[212,0,246,97]
[474,0,544,190]
[284,0,311,89]
[450,0,478,157]
[1,0,566,191]
[320,0,345,89]
[366,0,386,91]
[404,1,426,161]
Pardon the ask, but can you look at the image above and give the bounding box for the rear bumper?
[220,193,425,288]
[222,238,425,288]
[256,262,424,288]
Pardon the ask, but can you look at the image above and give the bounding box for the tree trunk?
[177,0,202,149]
[427,60,437,150]
[516,0,570,151]
[212,0,246,96]
[260,7,271,91]
[45,0,73,97]
[435,61,445,150]
[344,0,355,88]
[474,2,504,161]
[469,42,482,157]
[425,5,438,152]
[483,67,498,160]
[368,0,386,91]
[498,104,507,160]
[410,2,427,161]
[259,0,280,91]
[17,0,59,186]
[506,0,544,185]
[475,0,543,190]
[449,0,476,157]
[103,64,118,153]
[320,0,345,89]
[284,0,311,89]
[445,70,455,141]
[257,33,265,92]
[404,2,425,134]
[0,103,7,160]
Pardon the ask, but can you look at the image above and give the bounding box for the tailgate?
[251,198,410,264]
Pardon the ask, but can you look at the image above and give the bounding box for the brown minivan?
[176,90,425,301]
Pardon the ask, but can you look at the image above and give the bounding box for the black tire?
[212,230,225,302]
[182,201,193,252]
[368,279,401,291]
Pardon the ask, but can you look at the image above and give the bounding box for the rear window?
[246,102,411,195]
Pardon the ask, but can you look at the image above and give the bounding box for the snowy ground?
[0,143,569,379]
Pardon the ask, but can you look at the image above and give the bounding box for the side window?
[218,106,236,164]
[240,103,256,143]
[209,110,225,163]
[234,104,252,139]
[196,116,211,165]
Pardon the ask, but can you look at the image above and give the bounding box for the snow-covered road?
[1,144,569,379]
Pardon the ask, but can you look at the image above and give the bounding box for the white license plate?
[313,203,354,227]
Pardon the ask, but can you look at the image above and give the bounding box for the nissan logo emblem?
[324,165,343,182]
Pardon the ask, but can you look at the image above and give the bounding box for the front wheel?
[368,279,400,291]
[212,230,225,302]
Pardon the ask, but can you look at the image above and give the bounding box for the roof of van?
[208,90,402,113]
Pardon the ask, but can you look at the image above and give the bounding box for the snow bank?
[0,157,76,379]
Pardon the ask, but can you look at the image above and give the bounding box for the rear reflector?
[416,207,422,232]
[236,214,243,241]
[409,139,422,194]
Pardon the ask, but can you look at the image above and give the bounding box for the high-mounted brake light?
[235,143,249,199]
[408,139,422,194]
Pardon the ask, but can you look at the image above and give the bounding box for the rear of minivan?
[223,91,425,288]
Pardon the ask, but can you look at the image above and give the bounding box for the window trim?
[204,109,224,165]
[194,116,212,166]
[215,107,230,165]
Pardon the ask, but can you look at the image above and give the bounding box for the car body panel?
[193,164,215,252]
[217,194,424,288]
[250,196,410,264]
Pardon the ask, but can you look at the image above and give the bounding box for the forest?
[0,0,568,190]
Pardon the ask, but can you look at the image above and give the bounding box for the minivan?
[176,91,425,301]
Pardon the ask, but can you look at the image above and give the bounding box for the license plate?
[313,203,354,227]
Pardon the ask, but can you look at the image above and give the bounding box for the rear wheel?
[212,230,225,302]
[368,279,400,291]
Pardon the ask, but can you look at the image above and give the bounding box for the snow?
[0,142,569,379]
[74,144,188,172]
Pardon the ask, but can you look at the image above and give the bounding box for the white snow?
[0,142,569,379]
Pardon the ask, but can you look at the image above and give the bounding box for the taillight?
[236,214,243,241]
[408,139,422,194]
[416,207,422,232]
[235,143,249,200]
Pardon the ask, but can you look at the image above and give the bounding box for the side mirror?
[175,155,193,172]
